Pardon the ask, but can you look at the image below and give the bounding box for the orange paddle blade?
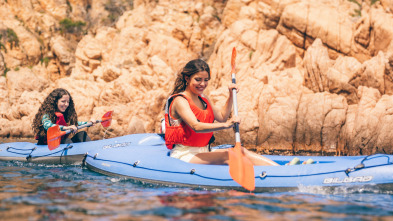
[231,47,237,73]
[47,125,66,150]
[228,143,255,191]
[101,111,113,127]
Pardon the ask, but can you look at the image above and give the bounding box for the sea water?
[1,160,393,220]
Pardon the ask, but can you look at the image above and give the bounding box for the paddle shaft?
[63,120,102,135]
[231,73,240,143]
[227,47,255,191]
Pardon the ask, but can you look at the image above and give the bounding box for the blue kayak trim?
[0,133,165,164]
[85,153,393,180]
[83,138,393,192]
[85,154,234,182]
[2,133,393,192]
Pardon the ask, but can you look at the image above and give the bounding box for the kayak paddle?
[227,47,255,191]
[47,111,113,150]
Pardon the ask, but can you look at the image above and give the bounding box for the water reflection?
[1,161,393,220]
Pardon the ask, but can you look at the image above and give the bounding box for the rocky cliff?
[1,0,393,155]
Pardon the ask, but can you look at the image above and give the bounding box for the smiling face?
[185,71,210,95]
[57,95,70,113]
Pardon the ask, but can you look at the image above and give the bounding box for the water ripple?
[1,161,393,220]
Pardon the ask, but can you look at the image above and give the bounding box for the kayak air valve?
[259,171,267,179]
[93,153,99,159]
[354,163,365,169]
[345,163,365,176]
[133,161,140,167]
[190,169,196,174]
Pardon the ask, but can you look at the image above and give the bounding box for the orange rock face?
[1,0,393,155]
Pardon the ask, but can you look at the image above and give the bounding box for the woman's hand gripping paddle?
[227,47,255,191]
[47,111,113,150]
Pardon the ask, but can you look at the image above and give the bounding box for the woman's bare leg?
[243,148,279,166]
[189,149,229,165]
[189,148,278,166]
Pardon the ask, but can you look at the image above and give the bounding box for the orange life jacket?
[36,112,69,144]
[55,112,67,126]
[164,94,215,149]
[55,112,69,141]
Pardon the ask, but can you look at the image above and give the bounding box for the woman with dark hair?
[164,59,278,165]
[32,88,93,145]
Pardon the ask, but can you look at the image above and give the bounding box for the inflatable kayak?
[85,140,393,192]
[0,133,164,164]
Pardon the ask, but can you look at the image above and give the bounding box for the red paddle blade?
[228,143,255,191]
[101,111,113,127]
[231,47,237,73]
[47,125,66,150]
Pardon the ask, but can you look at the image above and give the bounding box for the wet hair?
[170,59,211,95]
[32,88,78,138]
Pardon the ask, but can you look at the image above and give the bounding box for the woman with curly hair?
[32,88,93,145]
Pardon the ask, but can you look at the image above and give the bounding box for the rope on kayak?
[26,147,37,161]
[81,152,89,168]
[344,154,392,176]
[6,144,73,162]
[6,146,37,158]
[6,146,36,151]
[258,168,350,179]
[5,146,37,161]
[85,154,234,181]
[59,145,73,164]
[85,153,392,182]
[258,154,393,179]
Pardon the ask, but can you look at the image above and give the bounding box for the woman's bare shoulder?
[172,95,188,108]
